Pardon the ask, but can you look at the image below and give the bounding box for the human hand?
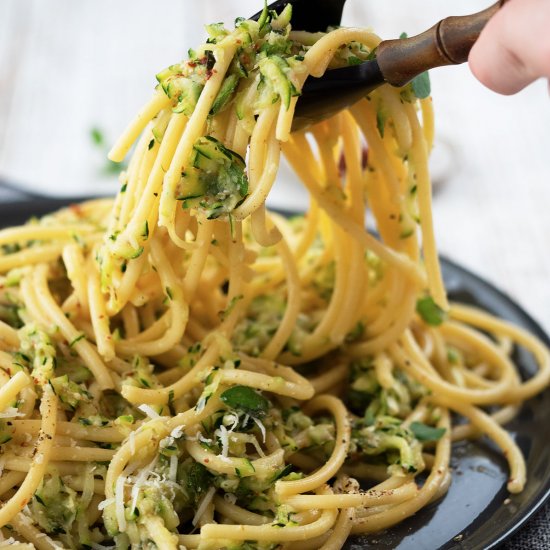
[468,0,550,94]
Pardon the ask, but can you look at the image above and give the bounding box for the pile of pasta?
[0,6,548,550]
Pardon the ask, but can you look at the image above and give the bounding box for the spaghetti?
[0,6,548,549]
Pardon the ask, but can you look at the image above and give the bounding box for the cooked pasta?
[0,6,548,550]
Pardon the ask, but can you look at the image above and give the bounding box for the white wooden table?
[0,0,549,334]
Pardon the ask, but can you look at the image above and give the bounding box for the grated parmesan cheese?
[198,433,212,445]
[170,424,185,439]
[137,404,161,419]
[252,416,267,443]
[130,456,158,513]
[223,412,240,433]
[0,407,24,419]
[115,475,127,533]
[97,497,115,511]
[169,455,178,482]
[192,486,216,527]
[217,425,229,458]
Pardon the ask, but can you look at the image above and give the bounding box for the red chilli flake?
[69,204,84,217]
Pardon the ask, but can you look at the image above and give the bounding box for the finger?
[468,0,550,95]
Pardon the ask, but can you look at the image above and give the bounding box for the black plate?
[1,199,549,550]
[346,257,550,550]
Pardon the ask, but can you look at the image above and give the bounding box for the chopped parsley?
[220,385,269,417]
[410,421,446,442]
[416,296,446,326]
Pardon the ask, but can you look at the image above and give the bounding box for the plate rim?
[439,254,550,550]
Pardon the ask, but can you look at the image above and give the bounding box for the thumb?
[468,0,550,95]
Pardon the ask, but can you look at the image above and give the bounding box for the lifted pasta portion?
[0,4,548,550]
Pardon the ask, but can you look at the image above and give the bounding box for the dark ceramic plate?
[0,198,549,550]
[346,257,550,550]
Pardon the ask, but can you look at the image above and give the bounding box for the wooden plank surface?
[0,0,548,334]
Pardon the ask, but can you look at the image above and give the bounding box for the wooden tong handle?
[377,1,507,87]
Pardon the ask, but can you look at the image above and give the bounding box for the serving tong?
[251,0,506,131]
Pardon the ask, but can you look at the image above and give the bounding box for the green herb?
[165,287,173,301]
[186,462,213,503]
[220,385,269,417]
[90,127,104,146]
[120,183,127,193]
[129,246,144,259]
[273,505,297,527]
[347,55,363,66]
[104,159,127,176]
[366,47,378,61]
[411,71,431,99]
[90,127,128,174]
[272,464,293,482]
[148,139,155,150]
[69,333,85,348]
[219,294,243,321]
[416,296,446,326]
[376,107,387,138]
[346,321,364,342]
[397,33,430,99]
[142,221,149,239]
[410,421,446,441]
[447,347,461,364]
[1,243,21,255]
[242,458,255,474]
